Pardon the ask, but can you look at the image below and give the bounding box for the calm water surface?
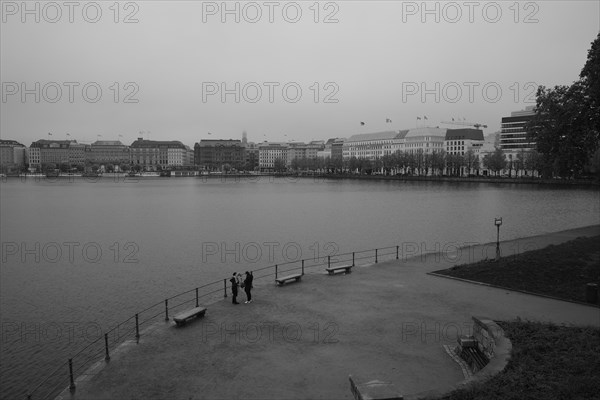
[1,177,598,399]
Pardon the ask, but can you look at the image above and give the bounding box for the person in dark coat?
[230,272,239,304]
[244,271,253,303]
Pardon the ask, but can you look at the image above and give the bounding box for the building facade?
[403,127,446,155]
[244,142,259,171]
[29,139,86,168]
[86,140,130,166]
[194,139,245,171]
[285,142,325,166]
[0,140,26,172]
[26,147,41,171]
[130,138,189,170]
[342,131,407,160]
[258,142,288,171]
[500,106,536,155]
[331,139,345,162]
[444,129,484,156]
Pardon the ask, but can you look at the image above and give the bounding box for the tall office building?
[500,106,536,156]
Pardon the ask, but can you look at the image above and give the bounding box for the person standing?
[230,272,239,305]
[244,271,253,303]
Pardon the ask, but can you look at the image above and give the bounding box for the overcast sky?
[1,1,598,147]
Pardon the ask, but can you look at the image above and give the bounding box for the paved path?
[60,225,600,400]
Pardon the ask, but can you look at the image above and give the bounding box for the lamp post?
[494,217,502,261]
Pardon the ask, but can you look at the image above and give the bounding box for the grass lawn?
[433,236,600,304]
[436,320,600,400]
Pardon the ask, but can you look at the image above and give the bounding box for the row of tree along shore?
[311,173,599,186]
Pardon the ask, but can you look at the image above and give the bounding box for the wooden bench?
[349,375,403,400]
[326,264,353,275]
[275,273,302,285]
[173,307,207,326]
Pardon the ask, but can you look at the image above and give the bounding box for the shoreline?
[316,173,600,187]
[3,173,599,187]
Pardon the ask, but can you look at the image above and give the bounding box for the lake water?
[1,176,598,399]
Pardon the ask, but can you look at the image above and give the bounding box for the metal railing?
[25,244,404,400]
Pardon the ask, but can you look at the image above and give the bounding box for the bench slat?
[173,307,206,325]
[326,265,353,275]
[275,273,302,285]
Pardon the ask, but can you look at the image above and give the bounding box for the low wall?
[404,316,512,400]
[469,316,512,382]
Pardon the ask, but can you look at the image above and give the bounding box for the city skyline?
[2,2,598,147]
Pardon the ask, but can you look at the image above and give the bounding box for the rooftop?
[0,139,25,147]
[405,127,447,138]
[346,130,406,143]
[197,139,243,147]
[130,139,187,149]
[91,140,126,146]
[445,129,484,141]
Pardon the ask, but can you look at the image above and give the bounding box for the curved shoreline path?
[60,225,600,400]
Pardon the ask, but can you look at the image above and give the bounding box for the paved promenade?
[60,225,600,400]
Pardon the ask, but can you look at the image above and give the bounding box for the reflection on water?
[1,177,598,398]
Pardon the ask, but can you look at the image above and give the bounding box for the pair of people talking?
[230,271,253,304]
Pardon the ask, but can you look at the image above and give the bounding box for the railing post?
[195,288,199,307]
[275,264,278,279]
[223,279,227,298]
[302,259,304,275]
[135,313,140,340]
[104,333,110,361]
[68,358,76,391]
[328,255,330,269]
[396,245,399,260]
[164,299,169,321]
[375,249,378,263]
[352,252,355,266]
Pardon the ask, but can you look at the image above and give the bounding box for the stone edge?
[426,271,600,309]
[404,317,512,400]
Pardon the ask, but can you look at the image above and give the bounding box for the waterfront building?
[194,139,245,171]
[183,145,194,168]
[317,149,332,159]
[331,138,345,162]
[403,127,446,155]
[500,106,536,156]
[342,130,407,160]
[25,147,41,171]
[130,138,189,171]
[243,142,259,171]
[444,129,484,156]
[86,140,130,166]
[29,139,86,169]
[258,142,288,171]
[285,142,325,166]
[0,140,26,172]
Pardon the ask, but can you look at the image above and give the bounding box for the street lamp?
[494,217,502,261]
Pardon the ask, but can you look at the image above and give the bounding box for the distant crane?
[441,119,488,129]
